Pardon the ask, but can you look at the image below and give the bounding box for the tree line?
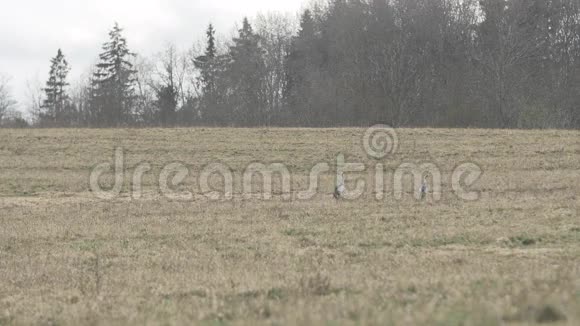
[2,0,580,129]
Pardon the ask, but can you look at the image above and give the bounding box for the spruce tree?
[205,24,217,59]
[195,24,224,124]
[42,49,70,125]
[91,23,137,126]
[286,10,325,126]
[226,18,266,126]
[156,84,178,126]
[194,24,218,97]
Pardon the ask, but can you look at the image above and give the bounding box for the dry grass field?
[0,128,579,325]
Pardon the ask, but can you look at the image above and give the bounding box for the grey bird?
[334,173,345,200]
[420,177,428,200]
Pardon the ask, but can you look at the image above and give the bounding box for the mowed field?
[0,128,579,325]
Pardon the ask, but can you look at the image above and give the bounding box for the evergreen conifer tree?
[42,49,70,125]
[91,23,137,126]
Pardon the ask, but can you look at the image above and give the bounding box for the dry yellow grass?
[0,128,579,325]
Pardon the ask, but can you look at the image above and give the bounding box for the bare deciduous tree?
[0,74,16,123]
[256,12,296,125]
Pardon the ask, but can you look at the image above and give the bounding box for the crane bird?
[420,176,428,200]
[334,173,346,200]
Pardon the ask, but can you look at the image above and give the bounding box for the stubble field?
[0,128,579,325]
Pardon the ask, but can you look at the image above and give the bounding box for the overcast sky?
[0,0,306,111]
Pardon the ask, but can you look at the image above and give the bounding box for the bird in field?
[420,176,428,200]
[334,173,346,200]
